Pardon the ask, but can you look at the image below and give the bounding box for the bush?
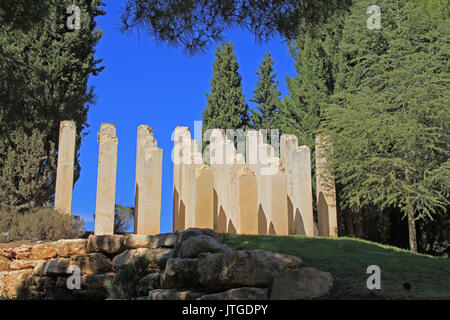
[7,208,85,241]
[0,211,15,233]
[105,255,151,299]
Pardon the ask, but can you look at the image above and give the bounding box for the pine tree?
[0,0,104,212]
[203,42,249,133]
[250,53,282,132]
[321,0,450,252]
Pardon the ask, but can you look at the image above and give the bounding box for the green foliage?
[114,204,134,233]
[7,208,85,241]
[0,211,15,234]
[105,255,151,299]
[120,0,352,55]
[223,233,450,299]
[250,53,282,132]
[0,0,104,213]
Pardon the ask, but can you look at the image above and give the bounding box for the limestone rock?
[177,228,217,244]
[148,289,205,300]
[137,271,162,296]
[30,242,59,260]
[198,250,304,289]
[125,233,179,249]
[34,258,70,276]
[177,235,231,258]
[0,269,33,298]
[161,258,199,289]
[87,235,126,255]
[55,239,88,257]
[197,287,269,300]
[112,248,173,270]
[136,296,149,300]
[270,268,333,300]
[11,244,34,260]
[70,253,113,274]
[10,259,44,271]
[0,256,11,272]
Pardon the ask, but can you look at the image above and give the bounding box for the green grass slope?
[222,234,450,299]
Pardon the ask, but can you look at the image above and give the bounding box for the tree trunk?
[407,204,417,253]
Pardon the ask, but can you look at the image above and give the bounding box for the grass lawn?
[222,234,450,300]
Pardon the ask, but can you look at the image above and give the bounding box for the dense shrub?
[7,208,85,241]
[0,211,15,233]
[105,255,151,299]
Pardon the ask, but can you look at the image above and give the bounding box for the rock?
[148,289,205,300]
[20,275,56,299]
[136,296,149,300]
[197,287,269,300]
[87,235,126,255]
[55,239,88,257]
[0,256,11,272]
[125,233,179,249]
[70,253,113,274]
[34,258,70,276]
[30,242,58,260]
[137,272,162,296]
[177,235,231,258]
[161,258,199,289]
[177,228,217,244]
[270,268,333,300]
[112,248,173,270]
[198,250,304,289]
[80,273,114,289]
[0,269,33,298]
[11,244,33,260]
[10,259,44,271]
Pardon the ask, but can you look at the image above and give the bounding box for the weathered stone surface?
[10,259,44,271]
[177,235,231,258]
[137,271,162,296]
[270,268,333,300]
[34,258,70,276]
[161,258,199,289]
[0,269,33,298]
[0,256,11,271]
[87,234,126,255]
[112,248,173,270]
[55,239,88,257]
[136,296,149,300]
[11,244,34,260]
[198,250,304,289]
[30,242,59,260]
[197,287,269,300]
[125,233,179,249]
[22,275,56,298]
[70,253,113,274]
[148,289,205,300]
[177,228,217,243]
[80,273,114,289]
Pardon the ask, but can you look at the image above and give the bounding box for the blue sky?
[71,2,297,233]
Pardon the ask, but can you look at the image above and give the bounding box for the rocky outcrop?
[0,228,333,300]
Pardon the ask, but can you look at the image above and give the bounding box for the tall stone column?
[280,134,314,236]
[315,136,338,237]
[135,125,162,235]
[94,123,118,235]
[193,163,214,229]
[54,120,76,215]
[238,167,258,235]
[172,127,190,231]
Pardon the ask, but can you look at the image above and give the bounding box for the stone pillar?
[280,134,314,236]
[54,120,76,215]
[193,164,214,229]
[238,167,258,235]
[172,127,190,231]
[266,162,289,236]
[210,129,227,233]
[315,136,338,237]
[134,125,162,235]
[94,123,118,235]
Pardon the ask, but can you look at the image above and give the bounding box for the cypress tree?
[0,0,104,212]
[202,41,249,133]
[250,52,282,132]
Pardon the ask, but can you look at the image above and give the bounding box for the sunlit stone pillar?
[315,135,338,237]
[238,166,258,235]
[54,120,76,215]
[193,163,214,229]
[94,123,118,235]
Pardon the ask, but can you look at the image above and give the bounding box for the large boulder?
[0,269,33,298]
[0,256,11,272]
[8,239,88,260]
[197,287,269,300]
[177,228,218,244]
[137,271,162,296]
[176,235,231,258]
[125,233,179,249]
[87,235,126,255]
[34,258,70,276]
[198,250,304,289]
[55,239,88,257]
[148,289,205,300]
[10,259,44,271]
[270,268,333,300]
[34,253,113,276]
[112,248,173,270]
[161,258,199,289]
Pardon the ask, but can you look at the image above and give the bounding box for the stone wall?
[0,229,333,300]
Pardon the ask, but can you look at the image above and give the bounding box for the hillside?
[223,234,450,299]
